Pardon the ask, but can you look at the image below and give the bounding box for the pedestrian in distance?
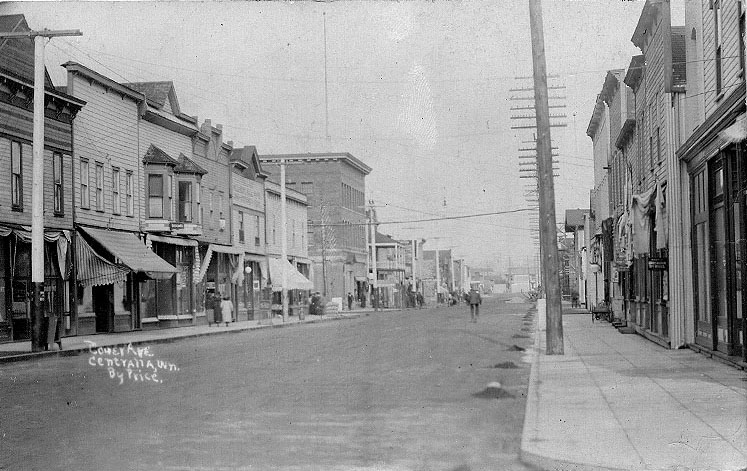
[347,292,354,311]
[220,295,234,327]
[468,287,482,323]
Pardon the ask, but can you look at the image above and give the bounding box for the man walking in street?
[468,287,482,323]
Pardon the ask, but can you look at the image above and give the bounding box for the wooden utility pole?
[529,0,564,354]
[0,28,81,352]
[368,202,379,311]
[280,159,288,322]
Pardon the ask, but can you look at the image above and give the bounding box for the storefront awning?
[75,233,130,287]
[147,233,198,247]
[79,227,177,279]
[195,243,245,283]
[268,257,313,292]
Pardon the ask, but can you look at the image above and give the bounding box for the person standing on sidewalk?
[347,292,354,311]
[220,295,234,326]
[468,287,482,323]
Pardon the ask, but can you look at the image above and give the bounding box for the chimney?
[216,124,223,132]
[227,140,233,147]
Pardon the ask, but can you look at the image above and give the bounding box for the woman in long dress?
[220,296,234,326]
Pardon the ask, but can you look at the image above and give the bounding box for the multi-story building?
[120,81,204,330]
[585,0,689,350]
[421,247,454,302]
[259,153,371,302]
[564,209,589,308]
[586,83,614,309]
[63,63,174,335]
[264,179,312,316]
[0,15,85,342]
[373,231,407,308]
[677,0,747,364]
[228,145,269,320]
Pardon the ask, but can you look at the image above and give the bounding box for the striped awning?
[75,233,130,287]
[79,227,177,280]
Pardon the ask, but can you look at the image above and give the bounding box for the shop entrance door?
[93,285,114,333]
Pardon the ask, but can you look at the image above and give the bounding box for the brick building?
[260,153,371,302]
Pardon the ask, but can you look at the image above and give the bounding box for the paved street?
[0,296,537,471]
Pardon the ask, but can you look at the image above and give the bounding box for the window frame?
[177,180,193,223]
[125,171,134,216]
[53,152,64,216]
[95,161,104,212]
[255,215,261,246]
[112,167,120,215]
[80,158,90,209]
[238,210,245,243]
[715,0,723,95]
[11,140,23,211]
[148,174,164,219]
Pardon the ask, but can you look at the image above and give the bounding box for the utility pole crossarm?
[0,29,82,39]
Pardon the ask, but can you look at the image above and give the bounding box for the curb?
[0,312,364,365]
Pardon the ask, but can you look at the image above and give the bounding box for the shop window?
[148,174,164,218]
[53,152,63,215]
[11,141,22,210]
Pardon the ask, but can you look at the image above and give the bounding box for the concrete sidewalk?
[521,301,747,471]
[0,309,384,363]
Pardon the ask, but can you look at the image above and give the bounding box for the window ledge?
[53,212,65,218]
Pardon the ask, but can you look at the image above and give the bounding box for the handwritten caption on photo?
[85,341,180,385]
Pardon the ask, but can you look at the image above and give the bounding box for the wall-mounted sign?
[170,222,185,230]
[648,257,668,271]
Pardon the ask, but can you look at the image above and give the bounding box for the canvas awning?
[75,232,130,287]
[268,257,313,292]
[79,227,177,279]
[194,243,245,283]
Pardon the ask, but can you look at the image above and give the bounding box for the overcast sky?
[2,0,645,271]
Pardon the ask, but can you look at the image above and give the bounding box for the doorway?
[93,284,114,333]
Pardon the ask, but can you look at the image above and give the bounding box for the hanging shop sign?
[648,257,668,271]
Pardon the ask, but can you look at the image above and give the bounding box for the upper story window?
[209,190,214,228]
[238,211,245,243]
[148,174,164,218]
[95,162,104,211]
[125,171,134,216]
[196,182,201,224]
[218,192,224,219]
[53,152,63,215]
[255,215,261,246]
[112,167,120,215]
[740,0,746,74]
[80,159,90,209]
[177,180,193,222]
[715,0,723,94]
[167,175,174,219]
[11,141,22,211]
